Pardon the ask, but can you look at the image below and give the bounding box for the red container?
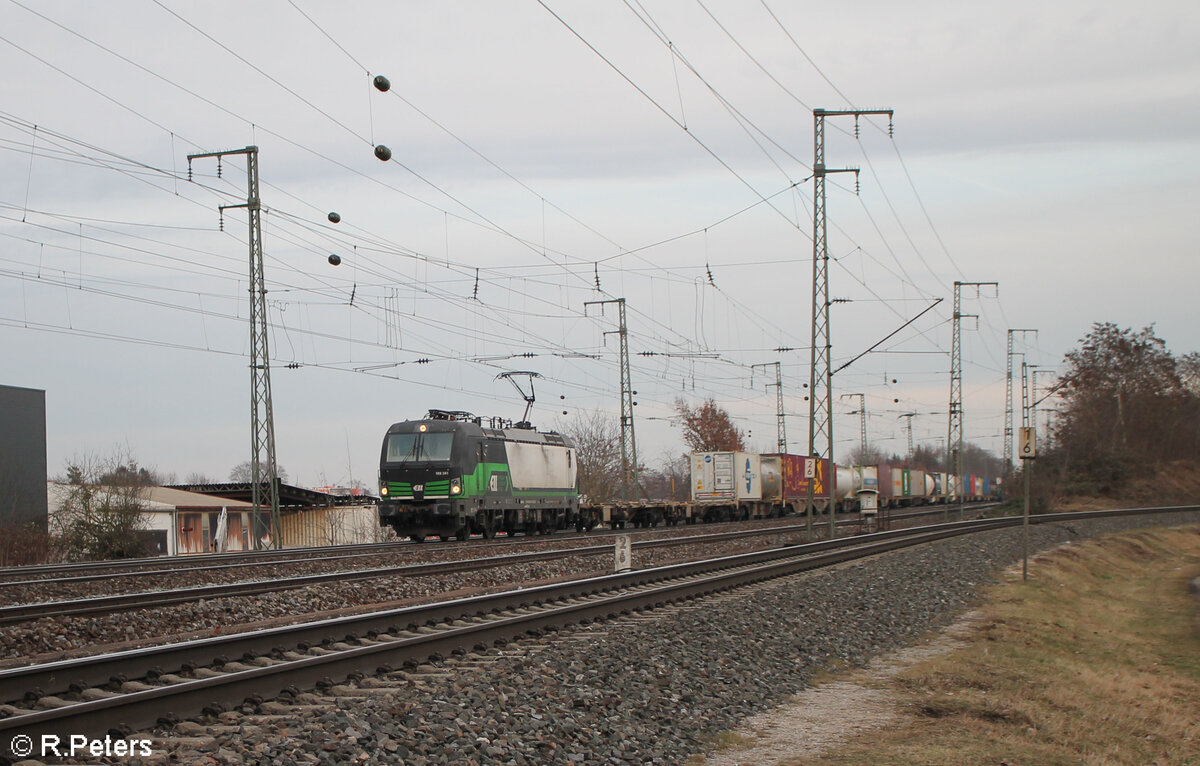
[766,453,833,501]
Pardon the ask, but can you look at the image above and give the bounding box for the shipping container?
[928,471,946,498]
[946,473,961,499]
[760,455,783,502]
[762,453,830,502]
[910,469,929,502]
[691,451,762,503]
[836,465,862,503]
[845,465,881,495]
[874,464,892,504]
[890,467,911,499]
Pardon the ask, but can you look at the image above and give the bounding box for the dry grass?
[801,526,1200,765]
[1052,460,1200,512]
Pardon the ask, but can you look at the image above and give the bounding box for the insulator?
[217,157,222,178]
[374,144,392,161]
[327,212,341,223]
[218,211,224,232]
[328,254,342,266]
[373,74,391,92]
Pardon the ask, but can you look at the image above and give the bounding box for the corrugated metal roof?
[144,486,254,509]
[47,483,254,513]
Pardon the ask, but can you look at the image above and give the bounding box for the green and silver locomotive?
[377,409,582,541]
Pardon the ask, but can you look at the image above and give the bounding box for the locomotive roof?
[384,417,574,447]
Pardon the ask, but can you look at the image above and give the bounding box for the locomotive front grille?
[386,479,451,498]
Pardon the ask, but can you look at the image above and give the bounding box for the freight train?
[680,451,999,522]
[687,451,999,519]
[376,411,999,540]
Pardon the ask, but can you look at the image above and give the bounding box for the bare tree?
[228,461,289,484]
[640,451,690,501]
[1034,323,1200,498]
[51,450,152,561]
[322,507,347,546]
[556,410,621,502]
[1179,352,1200,396]
[845,444,891,466]
[674,398,745,452]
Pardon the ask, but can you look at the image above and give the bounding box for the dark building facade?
[0,385,48,530]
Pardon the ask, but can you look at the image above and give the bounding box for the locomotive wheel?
[456,527,468,542]
[438,535,449,542]
[411,534,425,543]
[482,521,496,539]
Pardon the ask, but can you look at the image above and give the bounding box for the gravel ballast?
[127,509,1197,766]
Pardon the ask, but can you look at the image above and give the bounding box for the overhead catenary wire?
[0,2,1029,462]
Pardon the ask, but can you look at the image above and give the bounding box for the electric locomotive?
[377,409,580,542]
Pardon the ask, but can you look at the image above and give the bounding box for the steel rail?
[0,520,856,622]
[0,521,814,591]
[0,503,990,584]
[2,504,1196,755]
[0,502,1160,624]
[0,518,1015,750]
[0,516,1016,705]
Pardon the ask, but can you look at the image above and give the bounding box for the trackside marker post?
[614,535,631,573]
[1019,426,1037,580]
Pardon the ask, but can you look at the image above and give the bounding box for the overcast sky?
[1,1,1196,488]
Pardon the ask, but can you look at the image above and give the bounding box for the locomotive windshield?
[385,431,454,463]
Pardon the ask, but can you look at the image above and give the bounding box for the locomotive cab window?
[385,431,454,463]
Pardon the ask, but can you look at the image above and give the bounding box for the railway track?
[0,516,1007,755]
[0,507,975,623]
[0,503,985,586]
[0,524,808,624]
[4,504,1188,758]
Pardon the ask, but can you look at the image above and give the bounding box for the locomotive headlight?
[380,485,389,496]
[450,478,462,495]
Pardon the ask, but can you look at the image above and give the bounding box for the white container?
[690,451,763,503]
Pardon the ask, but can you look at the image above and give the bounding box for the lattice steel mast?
[840,393,867,461]
[585,298,638,500]
[807,108,892,538]
[899,412,916,461]
[947,280,997,520]
[752,362,787,452]
[188,146,280,549]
